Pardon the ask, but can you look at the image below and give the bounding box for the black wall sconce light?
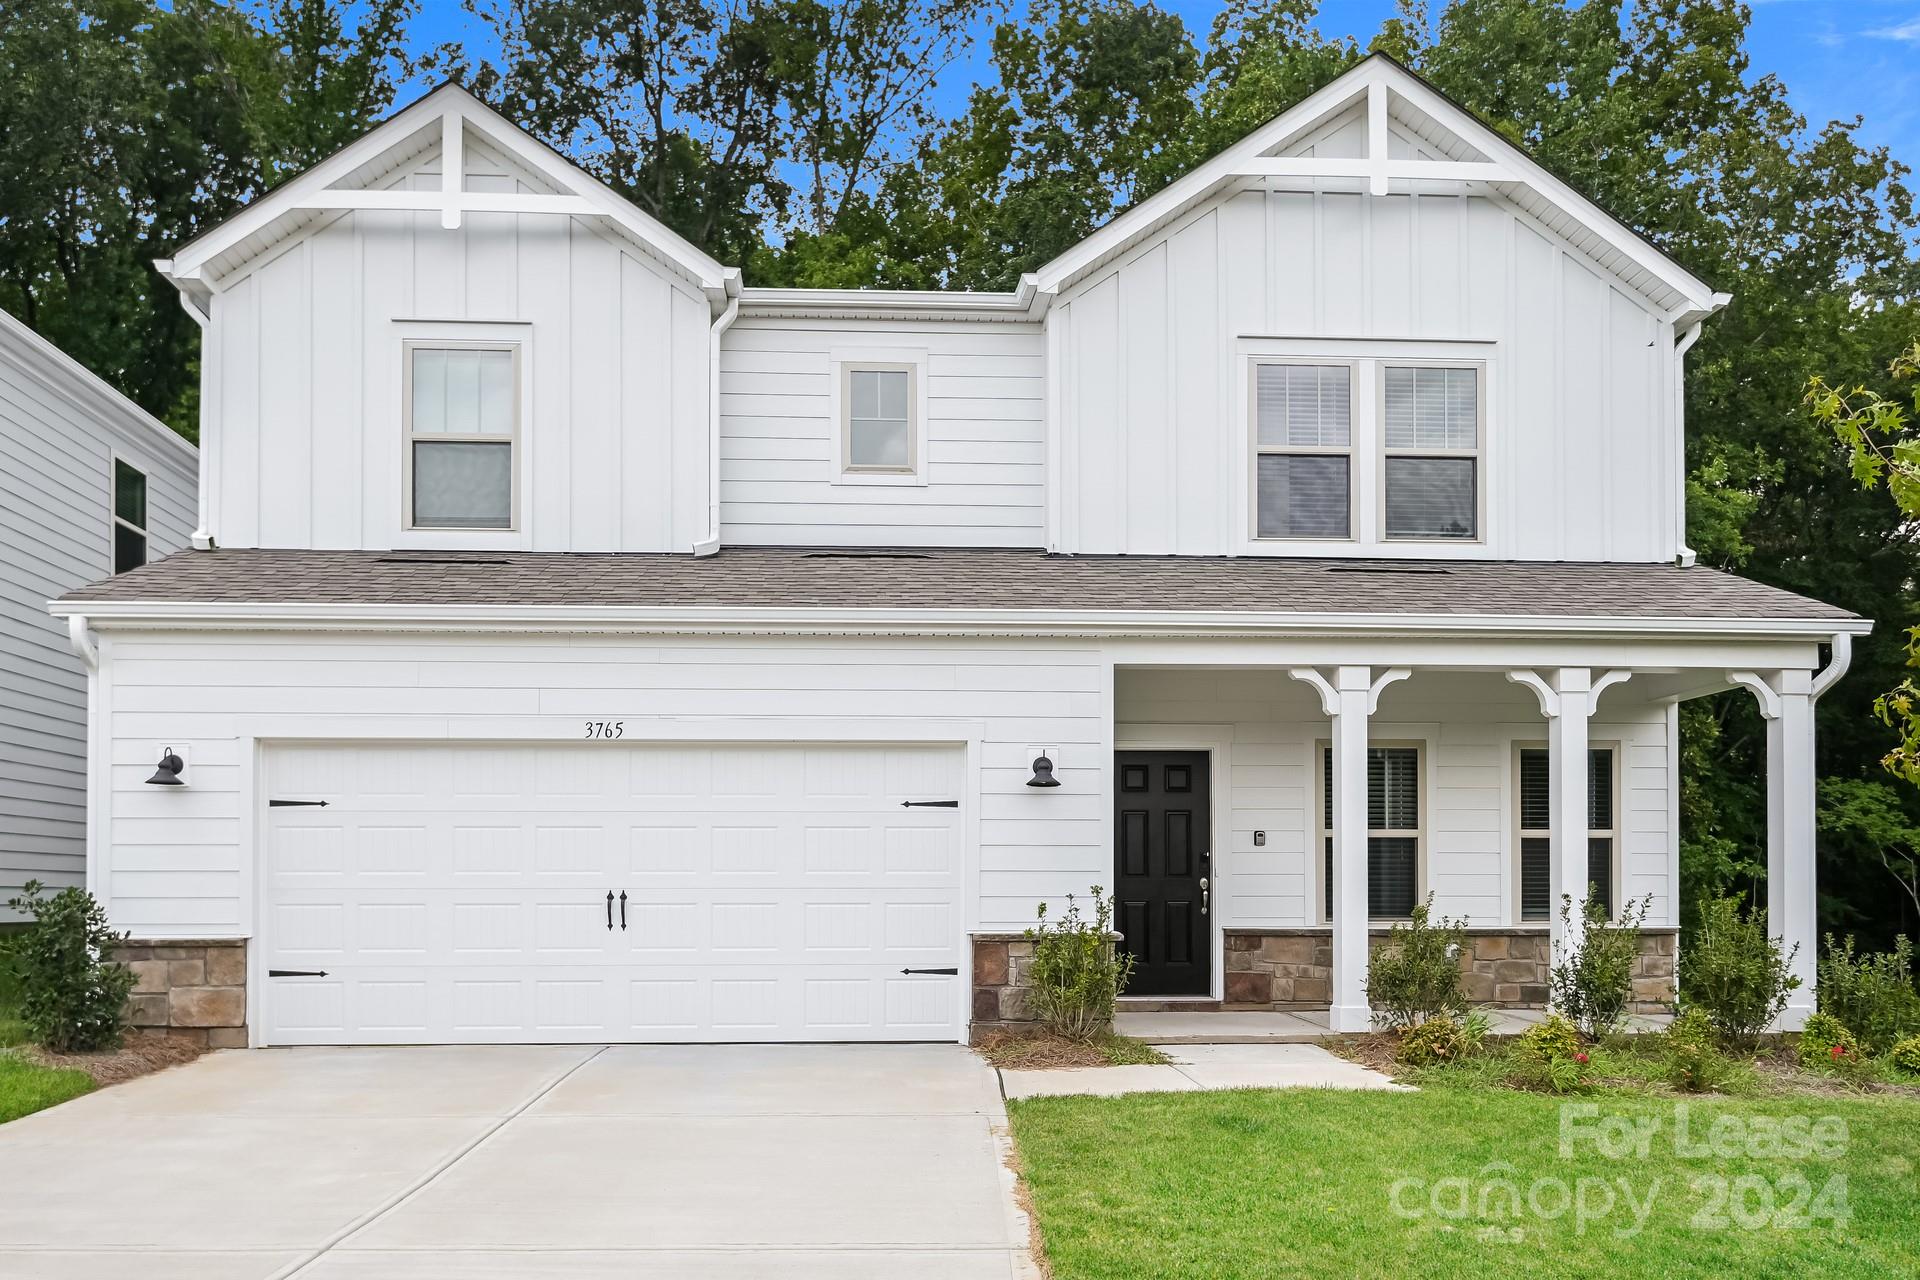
[1026,753,1061,788]
[146,748,185,786]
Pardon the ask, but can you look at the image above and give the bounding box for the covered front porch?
[1099,632,1853,1034]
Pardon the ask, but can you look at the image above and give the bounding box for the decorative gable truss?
[155,83,740,318]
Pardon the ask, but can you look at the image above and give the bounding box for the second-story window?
[112,459,147,573]
[1254,362,1352,538]
[1382,365,1480,540]
[405,343,517,530]
[842,365,916,474]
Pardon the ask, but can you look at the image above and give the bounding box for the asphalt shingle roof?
[59,548,1859,624]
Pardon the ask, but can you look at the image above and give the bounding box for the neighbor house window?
[840,364,918,475]
[1382,365,1480,540]
[405,343,517,530]
[112,459,147,573]
[1320,744,1421,920]
[1516,746,1617,921]
[1254,363,1352,539]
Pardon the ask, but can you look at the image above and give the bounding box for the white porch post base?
[1767,672,1818,1031]
[1327,1004,1374,1034]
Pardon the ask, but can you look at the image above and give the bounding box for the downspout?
[1810,631,1853,701]
[1672,320,1704,568]
[692,292,743,557]
[66,614,98,672]
[173,283,219,551]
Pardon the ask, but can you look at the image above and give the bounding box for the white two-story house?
[53,56,1862,1048]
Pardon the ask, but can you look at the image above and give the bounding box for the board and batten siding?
[0,316,195,914]
[207,136,712,553]
[1117,668,1675,927]
[1052,112,1675,561]
[93,631,1108,937]
[718,320,1046,546]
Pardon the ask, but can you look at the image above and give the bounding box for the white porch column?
[1767,671,1818,1029]
[1549,669,1593,962]
[1292,665,1384,1032]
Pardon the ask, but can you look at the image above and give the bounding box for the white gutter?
[65,615,98,671]
[48,597,1873,642]
[1810,631,1853,700]
[1672,319,1705,567]
[692,290,742,557]
[163,266,220,552]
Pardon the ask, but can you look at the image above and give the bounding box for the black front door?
[1114,751,1211,996]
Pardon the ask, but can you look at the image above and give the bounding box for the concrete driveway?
[0,1044,1035,1279]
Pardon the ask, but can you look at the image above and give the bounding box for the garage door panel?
[262,743,963,1044]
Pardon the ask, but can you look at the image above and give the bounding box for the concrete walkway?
[0,1044,1037,1279]
[999,1042,1409,1100]
[1115,1007,1674,1043]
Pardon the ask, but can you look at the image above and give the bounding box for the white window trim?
[1512,739,1620,925]
[830,347,929,487]
[395,324,531,546]
[1247,358,1360,542]
[110,453,148,574]
[1315,737,1427,924]
[1234,337,1498,557]
[1376,358,1487,545]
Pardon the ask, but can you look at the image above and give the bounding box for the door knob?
[1200,877,1209,915]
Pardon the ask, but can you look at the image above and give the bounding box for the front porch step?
[1115,998,1221,1013]
[1115,1010,1331,1043]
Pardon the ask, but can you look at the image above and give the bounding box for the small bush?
[1889,1035,1920,1076]
[3,882,135,1053]
[1797,1012,1862,1072]
[1664,1036,1736,1093]
[1665,1004,1721,1051]
[1025,890,1133,1042]
[1550,893,1653,1038]
[1511,1014,1590,1094]
[1364,899,1468,1029]
[1397,1016,1474,1067]
[1818,934,1920,1054]
[1680,896,1799,1051]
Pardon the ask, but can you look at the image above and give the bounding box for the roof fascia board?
[49,597,1869,641]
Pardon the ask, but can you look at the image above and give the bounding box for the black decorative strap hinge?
[269,799,330,808]
[268,969,329,978]
[899,800,959,808]
[899,967,959,976]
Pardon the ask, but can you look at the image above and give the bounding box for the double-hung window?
[1382,365,1481,540]
[1516,746,1617,921]
[405,343,517,530]
[839,362,920,478]
[1320,744,1422,920]
[112,459,147,573]
[1254,363,1352,538]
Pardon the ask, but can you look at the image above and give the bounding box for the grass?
[977,1029,1170,1070]
[1011,1085,1920,1278]
[0,1053,92,1124]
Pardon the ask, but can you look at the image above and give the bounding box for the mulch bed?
[975,1029,1119,1070]
[18,1032,204,1087]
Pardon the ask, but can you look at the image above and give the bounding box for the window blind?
[1384,456,1476,539]
[1384,366,1477,449]
[1257,455,1349,538]
[1257,364,1350,447]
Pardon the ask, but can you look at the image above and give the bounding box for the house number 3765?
[584,721,625,739]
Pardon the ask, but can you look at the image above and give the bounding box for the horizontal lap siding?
[719,321,1046,546]
[1,334,194,912]
[1117,669,1675,928]
[99,632,1108,936]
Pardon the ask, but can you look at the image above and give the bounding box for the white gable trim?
[1031,56,1722,323]
[157,83,739,305]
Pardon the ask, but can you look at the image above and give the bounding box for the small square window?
[844,366,915,473]
[406,344,517,530]
[112,459,147,574]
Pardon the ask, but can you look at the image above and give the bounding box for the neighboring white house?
[53,56,1863,1048]
[1,310,196,919]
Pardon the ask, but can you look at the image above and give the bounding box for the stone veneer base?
[118,939,247,1049]
[973,926,1677,1033]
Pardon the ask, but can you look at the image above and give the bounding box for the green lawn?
[1011,1087,1920,1279]
[0,1053,92,1124]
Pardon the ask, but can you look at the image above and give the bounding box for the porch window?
[405,342,517,530]
[1254,363,1352,539]
[1382,365,1480,540]
[1516,747,1617,921]
[1321,744,1421,920]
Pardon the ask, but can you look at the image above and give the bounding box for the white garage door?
[260,742,964,1045]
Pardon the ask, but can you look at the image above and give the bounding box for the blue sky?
[406,1,1920,162]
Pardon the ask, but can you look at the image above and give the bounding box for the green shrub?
[1025,890,1134,1042]
[1665,1004,1720,1050]
[1680,896,1799,1051]
[1511,1014,1590,1094]
[1889,1035,1920,1076]
[1550,893,1653,1038]
[1364,899,1468,1029]
[1797,1012,1862,1072]
[1818,934,1920,1054]
[3,882,136,1053]
[1664,1036,1736,1093]
[1397,1016,1474,1067]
